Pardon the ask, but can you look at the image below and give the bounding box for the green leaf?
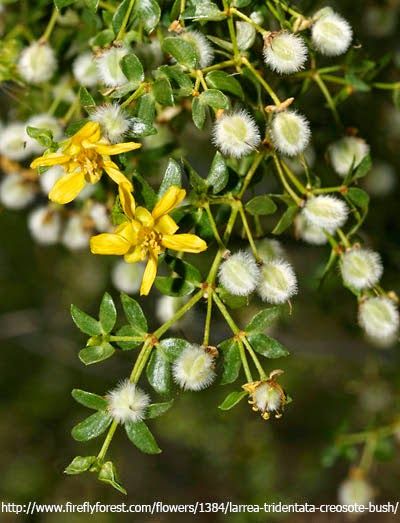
[346,187,370,211]
[146,400,174,419]
[125,420,161,454]
[135,93,155,122]
[185,160,208,193]
[247,333,289,358]
[90,29,115,47]
[155,276,195,297]
[79,86,95,112]
[192,96,206,129]
[218,391,247,410]
[205,71,244,99]
[219,288,248,310]
[345,73,370,92]
[71,389,108,411]
[184,0,225,21]
[236,20,256,51]
[71,411,112,441]
[158,338,191,361]
[207,152,229,194]
[79,343,115,365]
[353,155,372,180]
[272,205,298,235]
[121,293,147,333]
[129,117,157,138]
[112,0,131,34]
[26,126,54,148]
[98,461,127,495]
[115,325,144,350]
[158,65,193,96]
[64,456,97,475]
[54,0,76,9]
[146,349,172,395]
[71,305,102,336]
[84,0,99,12]
[134,0,161,33]
[219,339,241,385]
[245,195,277,216]
[159,159,182,196]
[164,255,202,284]
[162,37,198,69]
[246,307,281,333]
[120,54,144,87]
[199,89,229,110]
[152,76,174,106]
[99,292,117,334]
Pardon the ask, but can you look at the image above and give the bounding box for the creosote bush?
[1,0,400,499]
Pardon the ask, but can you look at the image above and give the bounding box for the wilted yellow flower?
[243,370,287,420]
[90,184,207,295]
[30,121,141,204]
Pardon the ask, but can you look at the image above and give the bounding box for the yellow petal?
[124,245,146,263]
[152,186,186,220]
[140,254,158,296]
[155,214,179,235]
[161,234,207,253]
[49,170,86,204]
[72,121,100,143]
[136,206,154,228]
[90,233,130,255]
[115,220,141,244]
[93,142,141,155]
[30,153,70,169]
[118,183,135,219]
[103,160,133,188]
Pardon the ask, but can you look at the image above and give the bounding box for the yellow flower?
[90,184,207,296]
[30,121,141,204]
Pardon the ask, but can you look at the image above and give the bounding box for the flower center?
[140,228,163,256]
[78,149,103,184]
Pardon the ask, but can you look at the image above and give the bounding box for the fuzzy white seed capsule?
[340,248,383,290]
[271,110,311,156]
[0,173,36,210]
[61,215,90,251]
[28,206,61,245]
[303,195,348,232]
[18,42,57,84]
[263,32,308,74]
[0,123,33,160]
[39,166,64,195]
[173,345,215,391]
[328,137,370,177]
[72,52,99,87]
[295,212,328,245]
[358,297,399,341]
[255,239,286,262]
[26,114,63,153]
[312,10,353,57]
[364,162,396,197]
[338,474,374,506]
[111,260,145,294]
[213,110,261,158]
[257,259,298,304]
[107,380,150,424]
[253,382,283,414]
[180,30,214,68]
[90,103,130,143]
[218,251,261,296]
[96,46,129,87]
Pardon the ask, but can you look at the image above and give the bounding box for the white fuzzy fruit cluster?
[302,195,349,233]
[340,248,382,291]
[18,42,57,84]
[312,8,353,57]
[328,136,370,177]
[96,46,129,87]
[180,30,214,68]
[213,110,261,159]
[90,103,131,143]
[173,345,215,391]
[107,380,150,424]
[358,297,399,343]
[263,32,308,74]
[271,110,311,157]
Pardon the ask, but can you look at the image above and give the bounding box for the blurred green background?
[1,1,400,521]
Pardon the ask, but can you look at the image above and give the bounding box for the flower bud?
[96,45,129,87]
[263,31,308,74]
[0,123,33,160]
[90,103,130,143]
[295,212,328,245]
[218,251,261,296]
[0,173,36,210]
[213,110,261,158]
[111,260,145,294]
[28,206,61,245]
[39,166,64,195]
[107,379,150,424]
[255,239,285,262]
[173,344,216,391]
[61,214,90,251]
[257,259,297,304]
[358,296,399,341]
[243,370,287,420]
[328,137,370,177]
[312,10,352,56]
[25,114,63,153]
[340,248,382,290]
[180,30,214,68]
[338,469,374,507]
[271,110,311,156]
[72,52,99,87]
[303,195,348,232]
[17,42,57,84]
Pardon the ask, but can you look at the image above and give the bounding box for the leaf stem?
[40,8,58,42]
[241,56,280,105]
[116,0,136,41]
